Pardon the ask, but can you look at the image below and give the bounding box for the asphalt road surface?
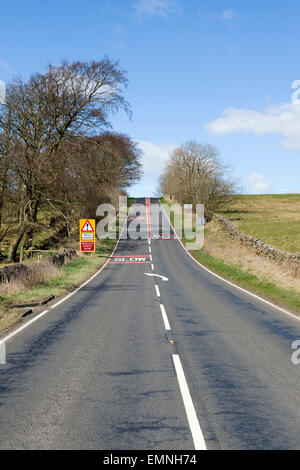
[1,197,300,450]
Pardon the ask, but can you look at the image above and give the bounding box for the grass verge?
[0,238,115,333]
[190,247,300,313]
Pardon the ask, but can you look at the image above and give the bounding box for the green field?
[219,194,300,253]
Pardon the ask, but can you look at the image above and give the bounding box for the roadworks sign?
[80,219,95,252]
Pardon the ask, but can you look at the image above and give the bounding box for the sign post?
[80,219,96,253]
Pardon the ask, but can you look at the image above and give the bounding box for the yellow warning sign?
[80,219,95,252]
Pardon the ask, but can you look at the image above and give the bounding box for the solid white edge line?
[0,310,49,345]
[0,214,130,344]
[172,354,207,450]
[155,285,161,298]
[161,203,300,323]
[160,304,171,330]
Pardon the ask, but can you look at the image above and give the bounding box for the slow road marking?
[109,256,151,264]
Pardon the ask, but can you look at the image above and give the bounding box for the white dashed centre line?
[160,304,171,331]
[155,285,161,298]
[172,354,207,451]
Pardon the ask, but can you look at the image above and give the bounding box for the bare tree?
[160,140,236,219]
[1,58,130,261]
[47,132,142,225]
[0,95,15,230]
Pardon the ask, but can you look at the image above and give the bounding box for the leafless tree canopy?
[52,133,142,218]
[159,140,236,219]
[0,58,142,261]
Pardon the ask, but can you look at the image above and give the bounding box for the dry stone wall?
[213,214,300,275]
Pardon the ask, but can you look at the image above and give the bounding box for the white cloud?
[247,172,272,193]
[133,0,177,19]
[206,102,300,150]
[0,80,5,104]
[138,140,176,177]
[222,9,236,20]
[128,141,176,197]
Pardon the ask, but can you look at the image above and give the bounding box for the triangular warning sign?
[81,220,94,232]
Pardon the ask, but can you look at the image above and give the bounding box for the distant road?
[1,198,300,450]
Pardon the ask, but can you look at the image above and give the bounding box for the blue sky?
[1,0,300,197]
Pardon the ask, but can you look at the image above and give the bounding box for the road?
[1,197,300,450]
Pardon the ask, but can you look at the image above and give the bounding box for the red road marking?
[111,254,150,258]
[151,235,177,240]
